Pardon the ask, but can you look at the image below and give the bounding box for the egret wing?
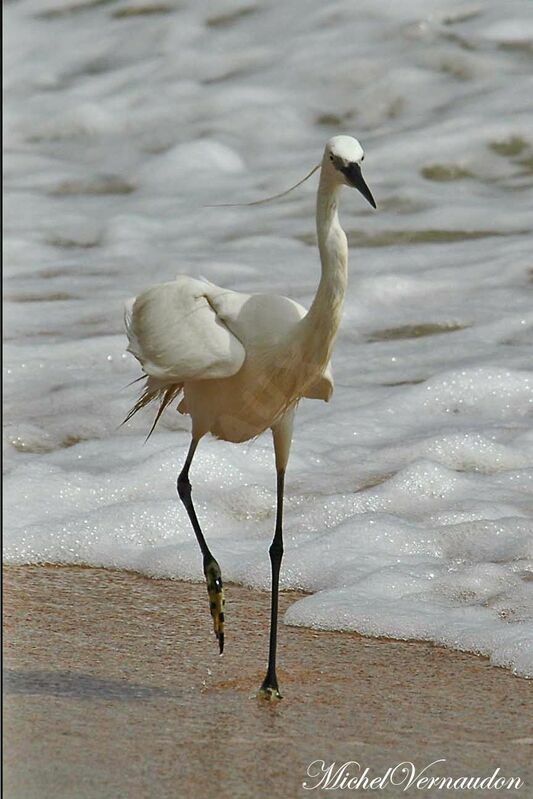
[125,277,246,381]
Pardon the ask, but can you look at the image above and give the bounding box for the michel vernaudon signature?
[302,760,524,792]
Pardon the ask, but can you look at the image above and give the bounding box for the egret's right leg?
[177,437,225,654]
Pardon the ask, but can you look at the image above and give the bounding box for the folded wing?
[125,276,246,382]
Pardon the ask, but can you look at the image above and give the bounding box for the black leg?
[259,468,285,700]
[177,438,225,653]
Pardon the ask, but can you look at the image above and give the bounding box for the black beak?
[342,162,376,209]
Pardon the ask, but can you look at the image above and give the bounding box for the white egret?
[124,135,376,700]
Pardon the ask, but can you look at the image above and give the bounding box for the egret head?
[325,135,376,208]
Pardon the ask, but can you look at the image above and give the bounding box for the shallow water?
[4,0,533,675]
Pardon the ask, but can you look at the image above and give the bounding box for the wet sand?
[3,566,532,798]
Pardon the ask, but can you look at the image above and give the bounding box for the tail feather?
[122,374,148,390]
[121,377,183,440]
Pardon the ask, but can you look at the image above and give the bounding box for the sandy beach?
[3,565,532,798]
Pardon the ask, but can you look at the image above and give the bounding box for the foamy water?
[4,0,533,676]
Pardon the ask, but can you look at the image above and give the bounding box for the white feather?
[125,276,246,381]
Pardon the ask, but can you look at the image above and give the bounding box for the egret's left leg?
[259,408,295,701]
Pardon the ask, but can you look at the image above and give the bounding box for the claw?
[204,558,225,653]
[258,685,283,702]
[258,671,282,701]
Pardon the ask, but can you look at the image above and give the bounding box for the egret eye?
[329,153,334,161]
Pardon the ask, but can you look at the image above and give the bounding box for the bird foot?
[204,558,225,654]
[257,683,283,702]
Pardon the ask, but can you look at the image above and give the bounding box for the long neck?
[302,168,348,357]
